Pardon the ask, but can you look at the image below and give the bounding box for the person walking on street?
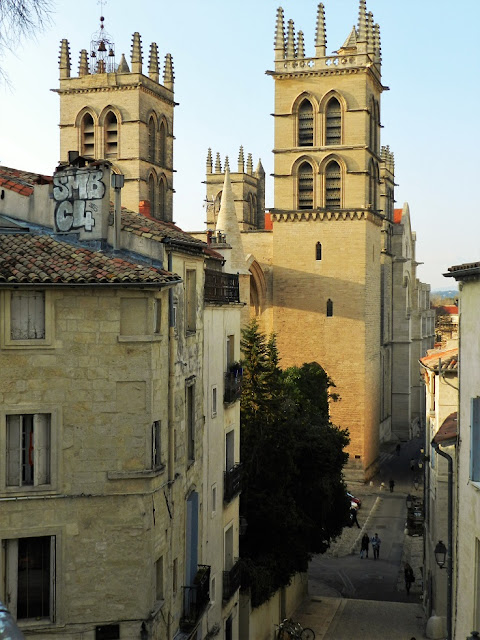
[389,478,395,492]
[404,563,415,594]
[396,443,401,456]
[371,533,381,559]
[350,505,360,529]
[410,458,415,472]
[360,533,370,559]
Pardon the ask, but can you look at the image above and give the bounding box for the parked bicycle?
[276,617,315,640]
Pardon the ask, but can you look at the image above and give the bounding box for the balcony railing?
[224,463,242,503]
[223,559,241,603]
[224,370,242,404]
[204,269,240,304]
[180,565,211,631]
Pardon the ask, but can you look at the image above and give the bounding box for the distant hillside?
[431,289,459,307]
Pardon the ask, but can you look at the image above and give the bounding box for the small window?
[298,99,314,147]
[152,421,161,469]
[149,174,157,218]
[158,177,166,221]
[155,556,164,601]
[298,161,313,210]
[325,97,341,145]
[325,161,341,209]
[212,484,217,514]
[211,575,216,603]
[226,334,235,369]
[471,397,480,482]
[173,558,178,593]
[326,299,333,317]
[104,111,118,157]
[7,414,51,487]
[226,430,234,472]
[186,270,197,333]
[82,113,95,157]
[159,121,166,166]
[11,291,45,340]
[316,242,322,261]
[154,299,162,334]
[212,386,218,417]
[186,383,195,462]
[148,116,156,163]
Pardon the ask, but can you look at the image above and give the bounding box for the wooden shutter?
[10,291,45,340]
[34,414,51,485]
[6,416,21,486]
[471,398,480,481]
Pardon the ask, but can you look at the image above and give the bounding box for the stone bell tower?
[266,0,388,479]
[55,16,175,221]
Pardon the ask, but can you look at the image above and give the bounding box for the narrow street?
[295,438,427,639]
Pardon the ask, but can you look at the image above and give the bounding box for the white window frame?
[152,420,162,470]
[211,386,218,418]
[1,290,53,348]
[6,413,51,488]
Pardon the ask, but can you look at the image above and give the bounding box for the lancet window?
[81,113,95,157]
[104,111,118,157]
[325,98,342,145]
[298,162,314,210]
[298,99,314,147]
[325,161,341,209]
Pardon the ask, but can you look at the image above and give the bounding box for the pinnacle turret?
[238,146,245,173]
[224,156,230,172]
[78,49,89,76]
[247,153,253,175]
[163,53,174,91]
[117,53,130,73]
[357,0,367,42]
[216,167,248,275]
[206,148,213,174]
[297,31,305,59]
[274,7,286,60]
[367,12,374,56]
[148,43,159,82]
[315,3,326,57]
[255,159,265,177]
[374,23,381,63]
[131,32,143,74]
[286,19,296,58]
[59,39,71,79]
[215,153,222,174]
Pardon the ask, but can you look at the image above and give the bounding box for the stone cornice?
[54,83,176,107]
[270,208,384,226]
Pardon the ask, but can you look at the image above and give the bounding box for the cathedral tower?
[267,1,387,479]
[56,17,175,221]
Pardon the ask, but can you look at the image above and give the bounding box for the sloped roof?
[0,166,52,196]
[440,305,458,315]
[393,208,403,224]
[0,233,180,286]
[420,347,458,372]
[120,210,207,252]
[433,412,458,445]
[445,261,480,280]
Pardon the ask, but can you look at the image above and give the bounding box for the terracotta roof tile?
[0,234,180,286]
[120,210,208,251]
[433,412,458,444]
[420,347,458,372]
[393,208,403,224]
[0,166,53,197]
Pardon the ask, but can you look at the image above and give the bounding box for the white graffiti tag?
[53,169,105,233]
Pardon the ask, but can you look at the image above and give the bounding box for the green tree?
[239,320,350,607]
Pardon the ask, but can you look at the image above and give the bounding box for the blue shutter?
[471,398,480,481]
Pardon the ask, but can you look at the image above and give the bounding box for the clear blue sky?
[1,0,478,290]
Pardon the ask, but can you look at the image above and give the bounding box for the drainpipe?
[432,441,453,640]
[111,173,125,250]
[167,245,175,483]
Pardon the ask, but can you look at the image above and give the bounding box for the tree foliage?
[239,320,350,608]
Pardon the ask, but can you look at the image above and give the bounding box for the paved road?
[295,438,427,639]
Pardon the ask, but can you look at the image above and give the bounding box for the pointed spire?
[78,49,89,76]
[374,23,381,63]
[274,7,286,60]
[224,156,230,172]
[315,3,326,57]
[341,26,358,50]
[59,39,71,79]
[117,53,130,73]
[163,53,174,91]
[215,152,222,173]
[367,12,374,55]
[131,32,143,74]
[206,148,213,174]
[255,159,265,176]
[286,19,296,59]
[247,153,253,175]
[357,0,367,42]
[297,31,305,58]
[148,43,159,82]
[216,167,248,274]
[238,146,245,173]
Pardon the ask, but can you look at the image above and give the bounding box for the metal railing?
[224,371,242,404]
[180,565,211,631]
[223,559,241,603]
[204,269,240,304]
[224,463,242,503]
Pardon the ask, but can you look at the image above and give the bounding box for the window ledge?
[108,466,165,480]
[1,486,57,497]
[18,619,53,630]
[1,341,55,350]
[149,599,165,620]
[117,335,163,343]
[469,480,480,491]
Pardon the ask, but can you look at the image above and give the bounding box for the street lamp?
[466,633,480,639]
[406,494,413,509]
[434,540,447,569]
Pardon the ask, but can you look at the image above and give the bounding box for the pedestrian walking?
[371,533,381,559]
[389,478,395,492]
[360,533,370,559]
[350,505,360,528]
[404,562,415,594]
[410,458,415,472]
[395,443,401,456]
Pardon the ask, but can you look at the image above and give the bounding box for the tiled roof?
[0,166,52,197]
[393,208,403,224]
[433,412,458,445]
[445,261,480,279]
[440,305,458,315]
[0,234,180,285]
[120,210,208,252]
[420,347,458,372]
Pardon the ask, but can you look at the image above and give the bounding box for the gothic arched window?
[104,111,118,157]
[316,242,322,261]
[159,121,166,166]
[148,117,156,163]
[81,113,95,157]
[158,178,166,221]
[149,174,156,217]
[325,98,341,145]
[368,160,379,211]
[325,161,341,209]
[298,162,314,210]
[298,99,314,147]
[326,299,333,317]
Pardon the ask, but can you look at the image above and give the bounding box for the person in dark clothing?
[395,443,401,456]
[389,478,395,492]
[371,533,381,559]
[360,533,370,558]
[404,563,415,594]
[350,506,360,528]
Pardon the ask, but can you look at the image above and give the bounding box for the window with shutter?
[326,98,341,145]
[104,111,118,157]
[325,161,341,209]
[298,162,314,210]
[298,99,314,147]
[82,113,95,157]
[6,414,51,487]
[471,397,480,482]
[10,291,45,340]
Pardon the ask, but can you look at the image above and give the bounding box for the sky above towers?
[1,0,478,290]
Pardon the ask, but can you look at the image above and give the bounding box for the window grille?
[326,98,341,145]
[298,99,314,147]
[298,162,313,209]
[325,161,341,209]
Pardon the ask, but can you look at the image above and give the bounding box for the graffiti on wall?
[53,169,106,232]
